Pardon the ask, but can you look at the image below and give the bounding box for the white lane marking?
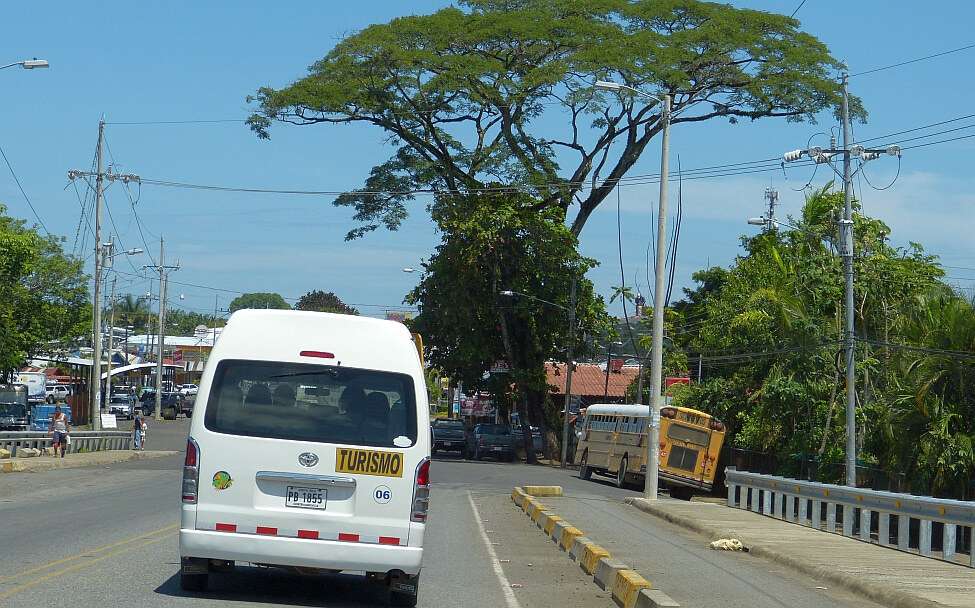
[467,491,523,608]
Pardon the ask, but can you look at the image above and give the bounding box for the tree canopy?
[407,191,611,460]
[228,292,290,312]
[295,290,359,315]
[0,206,89,379]
[667,187,975,497]
[249,0,856,240]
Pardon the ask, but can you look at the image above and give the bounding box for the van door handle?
[255,471,357,489]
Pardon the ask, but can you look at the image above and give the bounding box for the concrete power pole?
[839,76,857,488]
[105,273,117,403]
[559,277,577,468]
[150,237,179,421]
[781,74,900,487]
[90,119,105,431]
[764,187,779,232]
[68,119,142,429]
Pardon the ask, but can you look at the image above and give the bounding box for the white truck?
[15,372,47,406]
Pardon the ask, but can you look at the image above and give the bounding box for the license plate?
[492,447,502,452]
[286,486,326,510]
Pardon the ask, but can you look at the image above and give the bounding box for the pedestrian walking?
[48,405,70,458]
[133,411,147,450]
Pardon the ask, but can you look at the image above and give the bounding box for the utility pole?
[764,187,779,232]
[105,273,117,403]
[68,119,141,430]
[645,94,672,501]
[559,277,577,468]
[89,119,105,430]
[781,75,901,487]
[147,237,179,421]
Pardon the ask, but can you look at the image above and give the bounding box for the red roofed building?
[544,361,639,406]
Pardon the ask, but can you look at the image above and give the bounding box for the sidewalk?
[537,492,882,608]
[1,450,178,473]
[627,496,975,608]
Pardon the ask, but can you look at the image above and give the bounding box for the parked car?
[431,418,466,455]
[45,384,70,403]
[108,395,135,419]
[140,390,182,418]
[177,383,199,397]
[464,423,514,461]
[511,425,544,455]
[0,384,30,430]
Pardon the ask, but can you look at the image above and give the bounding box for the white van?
[179,310,430,606]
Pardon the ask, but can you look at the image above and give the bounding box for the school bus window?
[667,424,710,446]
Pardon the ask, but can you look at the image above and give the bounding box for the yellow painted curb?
[581,543,611,574]
[612,569,651,608]
[521,485,563,497]
[559,526,584,551]
[530,502,547,520]
[522,497,536,514]
[544,515,564,536]
[511,487,528,506]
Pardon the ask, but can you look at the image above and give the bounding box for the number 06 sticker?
[373,485,392,504]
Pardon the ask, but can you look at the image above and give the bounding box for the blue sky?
[2,1,974,323]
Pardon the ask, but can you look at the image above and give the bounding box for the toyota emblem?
[298,452,319,468]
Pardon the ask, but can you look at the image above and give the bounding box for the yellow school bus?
[574,403,725,499]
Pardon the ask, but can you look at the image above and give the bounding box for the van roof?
[212,309,420,374]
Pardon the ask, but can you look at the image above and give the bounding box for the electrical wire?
[856,338,975,360]
[616,186,643,360]
[790,0,808,18]
[850,42,975,78]
[858,113,975,145]
[860,155,901,191]
[0,142,50,235]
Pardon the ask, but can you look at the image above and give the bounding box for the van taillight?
[411,457,430,523]
[182,437,200,504]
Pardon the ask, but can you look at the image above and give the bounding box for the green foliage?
[164,308,225,336]
[228,292,290,312]
[0,206,90,379]
[113,294,152,333]
[294,290,359,315]
[249,0,854,240]
[670,187,975,497]
[407,191,611,459]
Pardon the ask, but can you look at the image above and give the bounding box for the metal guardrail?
[0,431,131,456]
[725,467,975,568]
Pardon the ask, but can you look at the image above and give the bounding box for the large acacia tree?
[249,0,854,239]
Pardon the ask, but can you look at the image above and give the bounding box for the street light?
[500,286,578,468]
[0,58,49,70]
[596,78,671,501]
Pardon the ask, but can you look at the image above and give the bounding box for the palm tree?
[609,285,634,304]
[115,294,151,333]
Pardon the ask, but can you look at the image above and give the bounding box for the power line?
[857,113,975,144]
[857,338,975,360]
[0,142,50,235]
[850,42,975,77]
[106,119,248,125]
[790,0,808,18]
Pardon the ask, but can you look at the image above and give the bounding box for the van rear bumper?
[179,529,422,575]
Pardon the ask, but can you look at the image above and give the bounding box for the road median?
[512,485,681,608]
[1,450,179,474]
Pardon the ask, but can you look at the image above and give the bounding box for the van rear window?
[203,360,418,448]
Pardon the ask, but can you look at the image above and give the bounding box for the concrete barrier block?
[522,497,536,514]
[569,536,594,562]
[581,544,611,574]
[612,569,651,608]
[634,589,680,608]
[17,447,41,458]
[530,502,547,521]
[511,487,528,507]
[593,557,629,591]
[521,485,563,497]
[543,514,564,536]
[0,448,10,459]
[559,526,584,552]
[536,510,555,528]
[551,520,570,545]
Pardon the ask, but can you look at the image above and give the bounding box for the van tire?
[616,455,628,488]
[180,572,208,592]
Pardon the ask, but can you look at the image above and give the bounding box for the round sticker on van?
[212,471,233,490]
[373,485,392,504]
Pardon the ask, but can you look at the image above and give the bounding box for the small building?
[544,361,640,408]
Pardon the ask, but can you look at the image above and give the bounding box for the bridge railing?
[725,467,974,568]
[0,431,131,456]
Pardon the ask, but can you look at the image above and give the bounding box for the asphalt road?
[0,433,874,608]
